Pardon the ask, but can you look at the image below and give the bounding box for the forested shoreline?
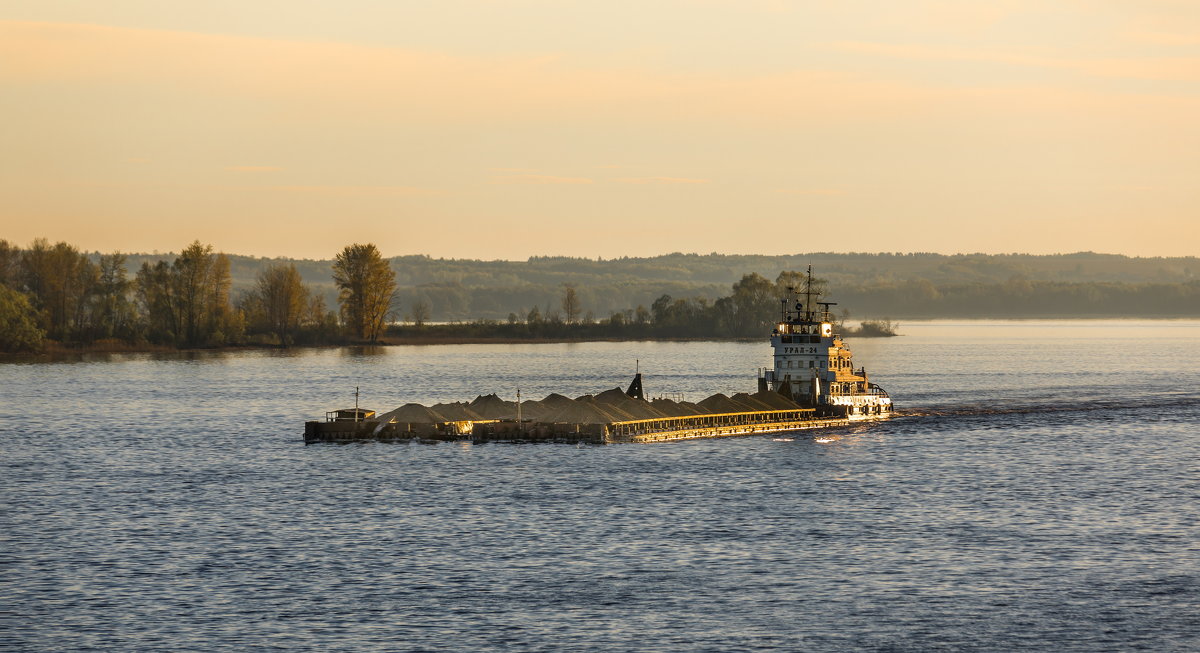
[105,249,1200,321]
[2,238,1197,354]
[0,239,356,353]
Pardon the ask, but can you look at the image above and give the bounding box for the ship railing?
[827,384,890,398]
[605,409,817,438]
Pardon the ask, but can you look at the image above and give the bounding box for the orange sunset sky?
[2,1,1198,259]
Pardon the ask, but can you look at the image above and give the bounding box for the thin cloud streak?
[262,185,441,196]
[612,177,711,185]
[490,175,594,185]
[829,40,1200,82]
[0,21,1026,124]
[775,188,847,196]
[5,20,1197,133]
[1126,30,1200,46]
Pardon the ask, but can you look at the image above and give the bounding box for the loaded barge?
[305,268,891,445]
[305,402,857,445]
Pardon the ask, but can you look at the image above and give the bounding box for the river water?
[2,320,1198,651]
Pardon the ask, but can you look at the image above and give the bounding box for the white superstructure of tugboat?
[759,267,893,421]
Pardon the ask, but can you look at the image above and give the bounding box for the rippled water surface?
[3,321,1199,651]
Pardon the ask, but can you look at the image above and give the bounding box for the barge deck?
[304,408,861,445]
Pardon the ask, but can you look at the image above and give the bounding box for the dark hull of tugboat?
[806,402,894,421]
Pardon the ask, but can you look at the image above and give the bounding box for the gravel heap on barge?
[304,383,830,444]
[305,268,892,444]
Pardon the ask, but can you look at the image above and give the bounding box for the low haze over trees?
[92,249,1200,324]
[386,270,897,341]
[2,239,1197,353]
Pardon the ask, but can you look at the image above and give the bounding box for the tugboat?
[759,267,893,420]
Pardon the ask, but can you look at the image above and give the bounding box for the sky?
[1,1,1198,260]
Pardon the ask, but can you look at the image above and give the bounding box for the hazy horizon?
[28,244,1200,263]
[3,1,1198,259]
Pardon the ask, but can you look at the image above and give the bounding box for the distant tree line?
[104,250,1200,322]
[830,278,1200,318]
[0,238,399,352]
[388,272,898,340]
[4,238,1198,353]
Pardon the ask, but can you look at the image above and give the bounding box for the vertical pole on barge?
[517,388,523,435]
[354,386,360,422]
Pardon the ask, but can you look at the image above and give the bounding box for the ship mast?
[802,265,815,322]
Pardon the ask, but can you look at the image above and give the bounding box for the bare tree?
[408,298,431,327]
[561,284,580,324]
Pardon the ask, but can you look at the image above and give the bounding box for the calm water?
[2,321,1198,651]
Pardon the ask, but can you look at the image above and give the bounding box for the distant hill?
[104,251,1200,320]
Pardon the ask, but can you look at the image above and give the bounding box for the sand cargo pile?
[304,379,855,445]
